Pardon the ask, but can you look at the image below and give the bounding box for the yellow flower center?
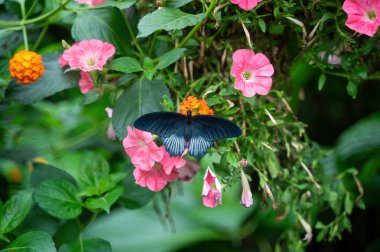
[242,70,253,81]
[180,96,214,116]
[366,10,377,21]
[86,57,96,66]
[9,50,44,85]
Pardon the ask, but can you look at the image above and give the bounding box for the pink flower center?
[86,57,96,66]
[242,70,254,81]
[366,10,377,21]
[153,162,162,171]
[138,140,146,148]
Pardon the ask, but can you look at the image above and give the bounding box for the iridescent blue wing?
[188,125,214,159]
[192,115,242,141]
[133,112,185,137]
[161,123,187,156]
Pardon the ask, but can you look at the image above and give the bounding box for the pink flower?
[343,0,380,37]
[133,146,179,192]
[202,167,222,208]
[178,160,200,181]
[240,170,253,208]
[105,107,116,140]
[79,72,94,94]
[231,49,274,97]
[61,39,115,72]
[123,126,163,171]
[230,0,263,11]
[75,0,106,6]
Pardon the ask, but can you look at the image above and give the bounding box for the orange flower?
[9,167,22,183]
[180,96,214,116]
[9,50,45,85]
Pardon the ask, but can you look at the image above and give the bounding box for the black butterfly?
[133,110,242,159]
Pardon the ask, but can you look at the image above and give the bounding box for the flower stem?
[177,0,218,48]
[20,1,29,50]
[32,25,49,51]
[122,11,145,58]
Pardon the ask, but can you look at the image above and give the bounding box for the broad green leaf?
[34,179,82,220]
[318,73,326,91]
[0,60,10,87]
[98,172,127,194]
[77,152,110,197]
[0,190,33,235]
[110,57,143,74]
[5,53,79,104]
[102,0,136,9]
[258,18,266,33]
[119,166,154,209]
[156,48,187,70]
[85,186,124,214]
[72,8,131,55]
[166,0,193,8]
[112,78,170,139]
[54,220,81,249]
[31,163,77,188]
[346,80,357,99]
[137,8,205,38]
[59,238,111,252]
[82,90,100,105]
[4,231,55,252]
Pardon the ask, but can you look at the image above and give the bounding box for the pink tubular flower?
[202,167,222,208]
[178,159,200,181]
[230,0,263,11]
[79,72,94,94]
[123,126,163,171]
[240,170,253,208]
[231,49,274,97]
[343,0,380,37]
[105,107,116,140]
[75,0,106,6]
[61,39,115,72]
[133,146,179,192]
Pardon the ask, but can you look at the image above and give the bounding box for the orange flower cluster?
[9,50,45,85]
[180,96,214,116]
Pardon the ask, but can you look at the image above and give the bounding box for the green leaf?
[112,78,170,139]
[110,57,143,74]
[318,73,326,91]
[137,8,205,38]
[59,238,111,252]
[346,80,357,99]
[34,179,82,219]
[156,48,186,70]
[166,0,193,8]
[77,152,110,197]
[4,231,56,252]
[54,220,81,249]
[31,163,77,188]
[258,18,266,33]
[102,0,137,9]
[98,172,127,194]
[85,186,124,214]
[82,90,100,105]
[0,190,33,235]
[72,8,131,55]
[5,53,79,105]
[0,60,11,87]
[344,193,354,214]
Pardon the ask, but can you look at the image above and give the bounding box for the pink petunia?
[75,0,106,6]
[123,126,163,171]
[231,49,274,97]
[177,159,200,181]
[79,72,94,94]
[230,0,263,11]
[62,39,115,72]
[58,55,68,68]
[202,167,222,208]
[343,0,380,37]
[240,170,253,208]
[133,146,179,192]
[105,107,116,140]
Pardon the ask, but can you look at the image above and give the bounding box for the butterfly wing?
[161,121,187,156]
[133,112,185,137]
[188,123,214,159]
[192,115,242,141]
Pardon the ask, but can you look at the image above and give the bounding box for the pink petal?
[252,76,273,95]
[79,72,94,94]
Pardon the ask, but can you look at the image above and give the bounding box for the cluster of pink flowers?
[59,39,115,94]
[123,126,187,192]
[343,0,380,37]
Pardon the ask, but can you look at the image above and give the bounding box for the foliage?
[0,0,379,251]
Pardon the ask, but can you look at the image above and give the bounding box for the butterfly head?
[186,110,192,117]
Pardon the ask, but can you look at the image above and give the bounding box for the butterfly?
[133,110,242,159]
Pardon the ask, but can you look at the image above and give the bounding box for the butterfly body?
[134,111,241,159]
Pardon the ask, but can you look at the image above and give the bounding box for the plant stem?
[122,11,145,58]
[177,0,218,48]
[25,0,39,19]
[32,25,49,51]
[20,1,29,50]
[0,0,71,27]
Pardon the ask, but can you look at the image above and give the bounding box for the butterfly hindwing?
[188,122,214,159]
[191,115,242,142]
[133,112,185,137]
[161,121,187,156]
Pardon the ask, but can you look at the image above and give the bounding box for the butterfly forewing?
[133,112,185,137]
